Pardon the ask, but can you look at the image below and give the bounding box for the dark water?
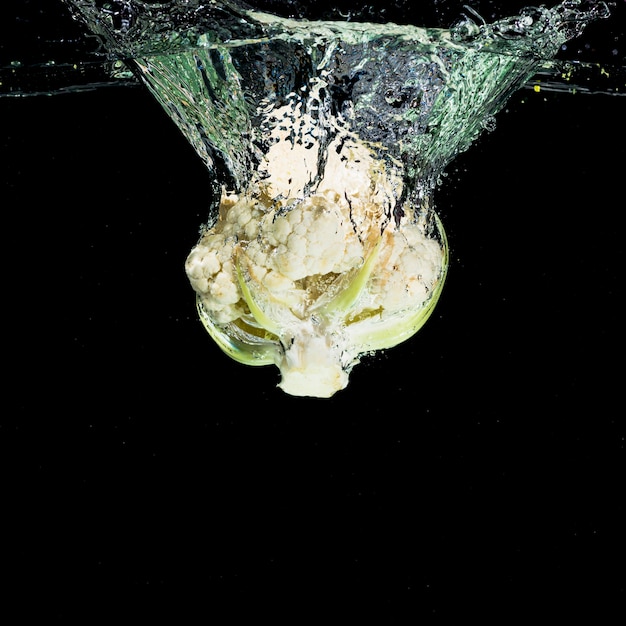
[1,1,624,619]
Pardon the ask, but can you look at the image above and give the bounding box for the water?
[2,7,624,604]
[4,0,623,397]
[3,2,624,99]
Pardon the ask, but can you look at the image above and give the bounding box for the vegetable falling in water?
[62,0,610,397]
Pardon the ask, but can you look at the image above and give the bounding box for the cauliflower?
[185,151,448,398]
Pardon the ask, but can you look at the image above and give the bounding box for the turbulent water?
[52,1,616,196]
[2,2,623,99]
[6,0,621,396]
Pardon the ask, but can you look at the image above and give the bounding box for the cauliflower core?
[185,178,447,398]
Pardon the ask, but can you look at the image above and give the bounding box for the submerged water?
[4,0,623,396]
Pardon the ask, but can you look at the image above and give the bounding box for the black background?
[1,0,624,620]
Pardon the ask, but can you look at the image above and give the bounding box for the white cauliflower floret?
[187,189,369,322]
[185,234,244,323]
[367,224,443,312]
[222,198,263,240]
[184,197,273,323]
[264,195,364,282]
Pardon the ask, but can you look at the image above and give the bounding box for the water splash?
[29,0,617,396]
[3,1,622,99]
